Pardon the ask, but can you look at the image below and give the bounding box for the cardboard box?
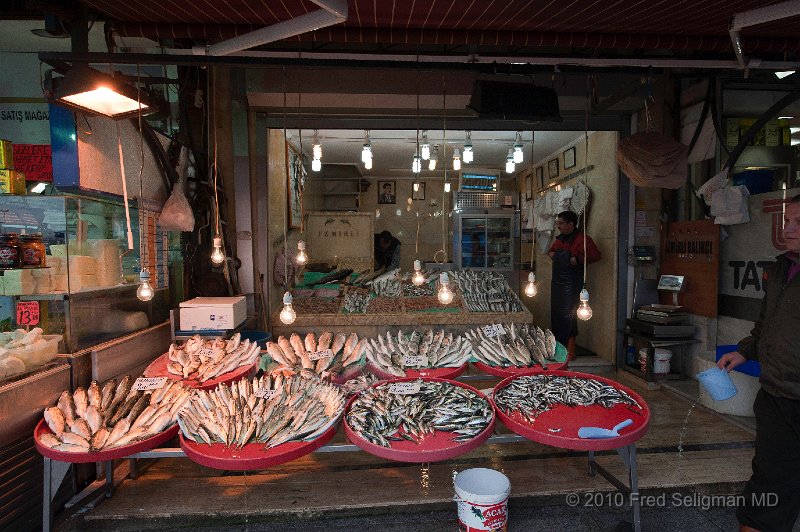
[179,296,247,330]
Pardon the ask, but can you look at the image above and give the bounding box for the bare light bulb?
[312,158,322,172]
[412,153,422,173]
[444,182,451,193]
[364,157,373,170]
[136,269,155,301]
[413,182,419,192]
[577,288,593,321]
[429,145,438,170]
[513,132,524,164]
[211,235,225,265]
[505,148,515,174]
[421,132,430,160]
[453,148,461,171]
[312,130,322,160]
[412,259,425,286]
[524,272,537,298]
[279,291,296,324]
[296,240,308,265]
[463,144,473,163]
[437,272,454,304]
[362,143,372,164]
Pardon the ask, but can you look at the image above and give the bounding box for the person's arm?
[574,234,602,264]
[719,269,770,371]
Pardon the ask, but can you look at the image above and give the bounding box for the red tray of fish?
[343,377,495,463]
[491,370,650,451]
[143,352,258,390]
[179,422,338,471]
[33,419,178,463]
[471,360,569,378]
[365,361,468,381]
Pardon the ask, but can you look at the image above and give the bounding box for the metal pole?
[43,457,52,532]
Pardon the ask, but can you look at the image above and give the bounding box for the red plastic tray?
[33,418,178,463]
[179,421,339,471]
[491,370,650,451]
[472,360,569,378]
[143,351,257,390]
[343,377,495,463]
[366,361,468,381]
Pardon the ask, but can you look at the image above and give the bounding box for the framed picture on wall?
[287,143,306,229]
[548,158,559,179]
[536,166,544,189]
[378,180,396,204]
[525,175,532,199]
[563,146,576,169]
[412,181,426,200]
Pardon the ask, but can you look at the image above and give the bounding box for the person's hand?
[548,252,555,259]
[717,351,747,372]
[570,256,578,266]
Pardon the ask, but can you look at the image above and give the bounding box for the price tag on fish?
[16,301,39,326]
[254,388,279,399]
[196,347,216,358]
[483,324,505,338]
[309,349,334,361]
[389,381,421,395]
[133,377,169,391]
[402,355,427,367]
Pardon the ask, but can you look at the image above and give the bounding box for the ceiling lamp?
[524,272,537,297]
[505,149,515,173]
[312,130,322,160]
[295,240,308,265]
[136,269,155,301]
[412,259,425,286]
[577,288,593,320]
[51,65,158,120]
[210,235,225,265]
[421,131,431,160]
[362,130,373,167]
[312,157,322,172]
[429,145,438,170]
[437,272,454,304]
[513,132,524,164]
[462,131,474,163]
[279,291,297,324]
[452,148,461,171]
[412,152,422,173]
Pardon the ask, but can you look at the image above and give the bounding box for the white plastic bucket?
[453,468,510,532]
[638,348,672,374]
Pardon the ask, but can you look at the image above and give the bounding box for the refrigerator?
[453,209,520,282]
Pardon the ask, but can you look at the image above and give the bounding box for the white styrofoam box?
[696,358,758,417]
[179,296,247,330]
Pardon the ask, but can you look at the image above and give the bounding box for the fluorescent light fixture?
[452,148,461,171]
[463,131,474,163]
[52,66,156,119]
[31,182,47,194]
[506,148,515,173]
[412,153,421,173]
[779,116,794,120]
[513,132,524,163]
[312,158,322,171]
[792,138,800,146]
[421,132,430,160]
[775,70,796,79]
[791,127,800,134]
[429,145,438,170]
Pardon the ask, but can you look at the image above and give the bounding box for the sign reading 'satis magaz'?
[719,187,800,303]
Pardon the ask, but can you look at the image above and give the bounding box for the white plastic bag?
[710,185,750,225]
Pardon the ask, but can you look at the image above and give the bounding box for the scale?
[634,275,689,326]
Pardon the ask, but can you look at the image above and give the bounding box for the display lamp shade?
[429,145,438,170]
[412,259,425,286]
[577,288,593,321]
[210,235,225,265]
[279,291,297,325]
[505,149,516,174]
[52,66,156,119]
[524,272,537,297]
[463,132,474,163]
[513,132,524,164]
[452,148,461,171]
[136,269,155,301]
[296,240,308,265]
[421,132,431,160]
[412,152,422,173]
[312,157,322,172]
[437,272,454,304]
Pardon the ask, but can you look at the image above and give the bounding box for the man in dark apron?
[548,211,601,359]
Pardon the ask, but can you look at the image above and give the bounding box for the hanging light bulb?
[429,145,438,170]
[211,235,225,265]
[362,131,372,164]
[413,182,420,192]
[421,131,430,160]
[462,131,474,163]
[296,240,308,265]
[452,148,461,171]
[437,272,454,304]
[577,288,593,321]
[505,149,515,174]
[524,272,538,297]
[136,269,155,301]
[364,157,373,170]
[312,130,322,160]
[279,291,297,324]
[312,157,322,172]
[513,132,524,163]
[412,152,422,173]
[444,182,451,193]
[412,259,425,286]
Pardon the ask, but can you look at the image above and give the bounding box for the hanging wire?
[282,68,290,289]
[529,125,535,269]
[414,78,421,258]
[433,74,448,264]
[582,74,590,285]
[212,70,220,239]
[298,81,304,235]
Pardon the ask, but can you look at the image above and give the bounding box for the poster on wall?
[719,187,800,317]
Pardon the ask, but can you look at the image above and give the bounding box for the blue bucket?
[240,330,271,349]
[696,367,738,401]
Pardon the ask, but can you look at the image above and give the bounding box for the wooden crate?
[305,211,374,269]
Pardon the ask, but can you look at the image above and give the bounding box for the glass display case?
[0,194,170,352]
[453,210,519,279]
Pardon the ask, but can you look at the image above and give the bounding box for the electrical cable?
[282,67,290,289]
[433,74,448,265]
[582,74,590,287]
